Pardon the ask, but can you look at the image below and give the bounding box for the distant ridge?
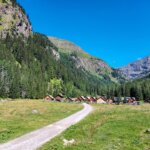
[119,56,150,80]
[48,36,121,82]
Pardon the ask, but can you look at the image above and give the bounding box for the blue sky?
[18,0,150,68]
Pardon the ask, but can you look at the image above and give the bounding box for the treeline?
[0,33,115,99]
[107,76,150,102]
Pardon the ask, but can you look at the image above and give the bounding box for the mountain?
[119,56,150,80]
[48,37,111,74]
[0,0,118,99]
[0,0,150,101]
[48,37,123,82]
[0,0,32,38]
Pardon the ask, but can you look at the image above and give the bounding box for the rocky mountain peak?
[119,56,150,80]
[0,0,32,38]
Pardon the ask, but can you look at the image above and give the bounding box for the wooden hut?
[44,95,54,101]
[97,97,107,104]
[55,94,64,102]
[66,97,74,103]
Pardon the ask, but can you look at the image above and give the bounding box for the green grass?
[78,52,92,59]
[40,104,150,150]
[58,47,92,59]
[0,100,82,143]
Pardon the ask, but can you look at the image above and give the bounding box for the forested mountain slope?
[48,37,111,74]
[48,37,124,82]
[1,0,149,101]
[0,0,118,98]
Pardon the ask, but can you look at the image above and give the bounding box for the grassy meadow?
[0,100,82,143]
[40,104,150,150]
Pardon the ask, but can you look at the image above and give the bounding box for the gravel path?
[0,103,93,150]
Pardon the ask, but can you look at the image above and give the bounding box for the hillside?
[48,37,124,82]
[48,37,111,74]
[119,56,150,80]
[0,0,119,99]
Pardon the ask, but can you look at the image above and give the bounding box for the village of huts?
[44,94,139,105]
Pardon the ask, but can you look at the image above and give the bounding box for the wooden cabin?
[75,96,86,103]
[44,95,54,101]
[66,97,74,103]
[128,97,136,103]
[80,96,86,102]
[75,97,82,103]
[97,97,107,104]
[85,96,91,103]
[55,94,64,102]
[87,97,97,104]
[72,98,77,103]
[107,99,113,104]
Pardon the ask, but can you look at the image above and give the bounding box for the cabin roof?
[56,94,64,98]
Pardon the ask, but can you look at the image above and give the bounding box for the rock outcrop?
[0,0,32,38]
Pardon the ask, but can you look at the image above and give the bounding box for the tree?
[48,78,63,96]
